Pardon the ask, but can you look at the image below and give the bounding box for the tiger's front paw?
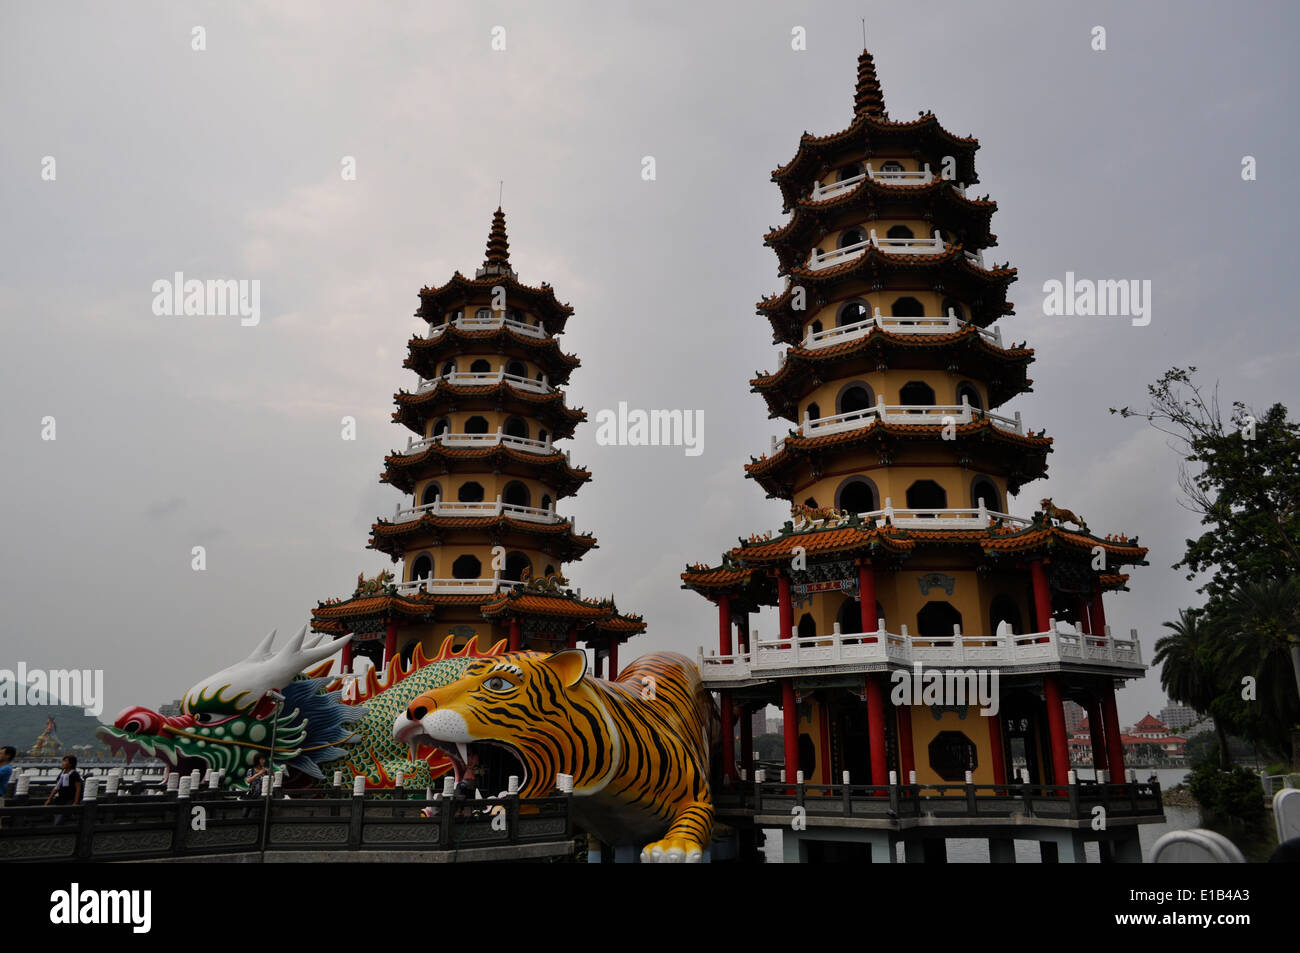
[640,837,704,864]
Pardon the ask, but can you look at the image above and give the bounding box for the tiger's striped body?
[394,649,718,863]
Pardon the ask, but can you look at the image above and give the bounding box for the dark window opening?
[837,480,877,514]
[451,554,482,579]
[917,601,963,641]
[457,481,485,503]
[891,296,925,318]
[906,479,947,510]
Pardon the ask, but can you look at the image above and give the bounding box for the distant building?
[1122,713,1186,761]
[158,700,182,718]
[1063,701,1087,733]
[1159,703,1197,733]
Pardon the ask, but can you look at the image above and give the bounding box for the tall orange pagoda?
[313,209,644,671]
[682,50,1160,862]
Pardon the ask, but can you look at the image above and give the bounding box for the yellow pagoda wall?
[412,473,560,509]
[799,369,989,418]
[909,706,999,786]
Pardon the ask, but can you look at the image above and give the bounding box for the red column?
[739,704,754,777]
[1086,697,1109,776]
[781,679,799,780]
[717,593,732,657]
[720,692,735,782]
[858,562,877,639]
[865,675,888,786]
[340,639,353,675]
[565,626,577,649]
[1091,585,1108,635]
[987,711,1007,785]
[777,573,793,645]
[608,639,619,679]
[383,620,397,666]
[1077,597,1092,635]
[897,705,915,782]
[508,617,521,652]
[1043,674,1070,787]
[1101,682,1127,780]
[737,614,750,653]
[1030,560,1051,632]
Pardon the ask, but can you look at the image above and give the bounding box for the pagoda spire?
[480,206,513,276]
[853,47,886,118]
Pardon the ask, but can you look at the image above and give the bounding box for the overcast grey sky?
[2,0,1296,728]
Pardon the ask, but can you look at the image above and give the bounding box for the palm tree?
[1155,608,1231,767]
[1208,576,1300,765]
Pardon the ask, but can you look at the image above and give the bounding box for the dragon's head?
[393,649,591,799]
[98,626,358,786]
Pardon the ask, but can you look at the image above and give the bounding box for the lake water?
[761,767,1199,863]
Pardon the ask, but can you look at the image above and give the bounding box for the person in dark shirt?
[44,755,82,823]
[0,746,15,798]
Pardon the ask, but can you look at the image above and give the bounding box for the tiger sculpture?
[394,649,718,863]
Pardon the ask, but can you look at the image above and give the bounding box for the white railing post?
[977,497,988,524]
[884,497,895,521]
[1014,411,1023,434]
[869,227,879,248]
[960,393,971,423]
[495,494,503,515]
[922,162,932,183]
[953,623,964,660]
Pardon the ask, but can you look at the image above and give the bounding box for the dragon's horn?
[242,629,278,662]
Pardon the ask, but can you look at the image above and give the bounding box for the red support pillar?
[897,705,915,782]
[383,620,397,667]
[565,626,577,650]
[865,675,888,786]
[858,562,877,639]
[608,639,619,679]
[1030,560,1051,632]
[1086,697,1109,776]
[987,712,1007,786]
[717,593,732,657]
[777,573,793,645]
[1043,674,1071,787]
[781,679,799,781]
[1101,682,1127,780]
[720,692,735,783]
[737,613,750,653]
[508,617,521,653]
[1091,585,1108,636]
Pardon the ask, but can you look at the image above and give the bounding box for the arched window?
[809,319,823,336]
[506,360,527,378]
[956,382,983,411]
[917,601,963,640]
[891,296,925,318]
[803,497,818,508]
[942,298,966,321]
[537,428,549,444]
[502,481,530,508]
[451,554,482,579]
[458,481,485,503]
[797,614,817,639]
[836,478,878,515]
[837,383,874,415]
[432,417,451,438]
[543,563,556,577]
[906,480,947,511]
[838,163,864,182]
[886,224,914,240]
[419,482,442,507]
[880,160,905,172]
[540,494,553,513]
[464,416,490,435]
[475,308,491,320]
[805,402,821,423]
[503,416,529,439]
[899,381,936,406]
[449,310,463,322]
[836,597,861,635]
[839,227,866,249]
[470,358,492,374]
[989,594,1022,636]
[410,554,433,580]
[970,476,1001,513]
[505,551,531,581]
[506,308,525,323]
[440,360,456,377]
[837,300,870,326]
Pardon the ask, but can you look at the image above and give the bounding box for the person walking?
[44,755,82,824]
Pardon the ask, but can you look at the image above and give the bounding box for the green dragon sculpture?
[98,626,507,791]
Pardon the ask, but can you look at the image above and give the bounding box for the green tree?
[1154,609,1232,767]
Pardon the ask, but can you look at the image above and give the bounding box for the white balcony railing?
[399,430,567,458]
[786,498,1032,532]
[424,313,548,341]
[810,163,958,201]
[797,308,1003,351]
[808,228,946,271]
[416,371,553,395]
[393,576,525,597]
[699,620,1143,681]
[769,397,1024,455]
[391,496,563,525]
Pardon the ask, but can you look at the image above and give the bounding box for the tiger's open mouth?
[401,731,529,797]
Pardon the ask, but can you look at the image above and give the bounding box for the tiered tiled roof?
[381,444,592,498]
[405,327,581,384]
[369,514,598,561]
[392,383,586,437]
